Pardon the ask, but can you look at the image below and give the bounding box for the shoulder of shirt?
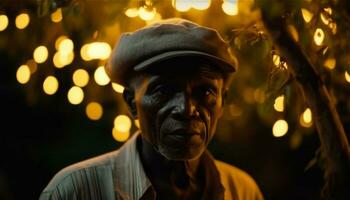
[41,149,119,193]
[214,160,264,200]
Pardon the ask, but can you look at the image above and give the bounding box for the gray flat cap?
[106,18,238,86]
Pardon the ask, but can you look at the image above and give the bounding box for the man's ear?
[123,88,138,119]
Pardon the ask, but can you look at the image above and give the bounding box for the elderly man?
[40,18,264,200]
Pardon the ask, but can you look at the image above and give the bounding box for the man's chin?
[158,145,205,161]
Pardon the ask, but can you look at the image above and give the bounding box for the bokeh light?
[125,8,139,18]
[301,8,313,23]
[0,15,9,31]
[272,119,288,137]
[345,71,350,83]
[314,28,325,46]
[172,0,192,12]
[58,38,74,53]
[274,95,285,112]
[323,58,336,70]
[16,65,30,84]
[33,46,49,64]
[222,0,238,16]
[53,51,74,68]
[86,102,103,120]
[138,6,156,21]
[112,83,125,93]
[94,66,110,86]
[80,42,111,61]
[67,86,84,105]
[112,127,130,142]
[300,108,313,128]
[114,115,132,133]
[73,69,89,87]
[15,13,30,29]
[191,0,211,10]
[43,76,59,95]
[51,8,62,23]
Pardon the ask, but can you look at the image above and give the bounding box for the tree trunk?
[257,1,350,199]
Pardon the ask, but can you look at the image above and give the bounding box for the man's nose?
[171,91,199,119]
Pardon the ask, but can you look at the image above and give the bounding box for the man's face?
[130,59,225,160]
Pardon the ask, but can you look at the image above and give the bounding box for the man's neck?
[137,137,203,199]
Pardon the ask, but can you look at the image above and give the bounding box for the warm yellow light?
[314,28,324,46]
[15,13,30,29]
[323,58,336,70]
[67,86,84,105]
[94,66,110,86]
[80,42,111,61]
[53,51,74,68]
[274,95,284,112]
[134,119,140,129]
[329,22,337,34]
[16,65,30,84]
[114,115,132,133]
[172,0,192,12]
[300,108,313,128]
[55,35,68,50]
[125,8,139,17]
[192,0,211,10]
[320,13,330,25]
[0,15,9,31]
[58,38,74,54]
[222,1,238,16]
[301,8,313,23]
[287,25,299,42]
[272,54,280,66]
[145,12,163,25]
[345,71,350,83]
[324,7,332,15]
[73,69,89,87]
[51,8,62,23]
[272,119,288,137]
[112,83,125,93]
[43,76,59,95]
[26,59,38,74]
[33,46,48,64]
[112,127,130,142]
[86,102,103,120]
[138,6,156,21]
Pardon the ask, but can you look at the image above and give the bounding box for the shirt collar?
[112,132,224,200]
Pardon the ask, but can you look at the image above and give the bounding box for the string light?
[33,46,49,64]
[125,8,139,18]
[16,65,30,84]
[112,83,124,93]
[301,8,313,23]
[274,95,284,112]
[114,115,132,133]
[112,127,130,142]
[73,69,89,87]
[43,76,59,95]
[67,86,84,105]
[300,108,312,128]
[313,28,324,46]
[0,15,9,31]
[323,58,336,70]
[192,0,211,10]
[172,0,192,12]
[345,71,350,83]
[222,0,238,16]
[15,13,30,29]
[80,42,111,61]
[51,8,62,23]
[138,6,156,21]
[94,66,110,86]
[272,119,288,137]
[86,102,103,120]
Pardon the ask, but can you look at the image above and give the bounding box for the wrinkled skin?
[125,59,225,160]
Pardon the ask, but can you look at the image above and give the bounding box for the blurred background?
[1,0,350,199]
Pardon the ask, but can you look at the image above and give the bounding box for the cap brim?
[133,50,236,73]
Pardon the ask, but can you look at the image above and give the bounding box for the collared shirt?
[40,133,264,200]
